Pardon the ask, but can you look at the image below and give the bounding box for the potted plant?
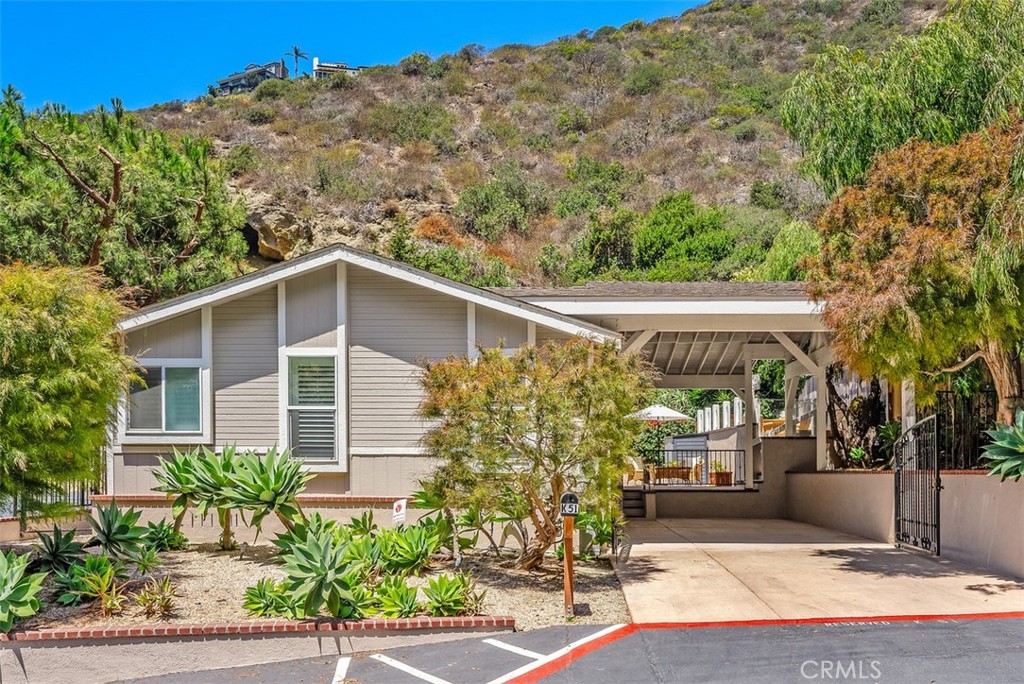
[709,460,733,487]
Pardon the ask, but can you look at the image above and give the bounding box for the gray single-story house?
[110,244,619,498]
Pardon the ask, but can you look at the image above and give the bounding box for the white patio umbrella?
[625,404,693,422]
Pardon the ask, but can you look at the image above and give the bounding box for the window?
[287,356,336,460]
[128,366,201,433]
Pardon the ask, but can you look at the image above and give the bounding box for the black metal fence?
[637,449,746,486]
[2,480,98,527]
[894,415,940,555]
[932,390,997,470]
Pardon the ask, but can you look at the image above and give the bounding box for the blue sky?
[1,1,699,112]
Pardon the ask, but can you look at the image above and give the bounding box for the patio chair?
[625,457,646,486]
[691,458,703,485]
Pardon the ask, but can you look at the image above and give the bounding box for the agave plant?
[378,525,440,576]
[56,554,127,607]
[279,531,364,618]
[36,524,84,572]
[983,409,1024,482]
[223,446,314,533]
[422,573,485,617]
[272,512,339,554]
[243,578,294,618]
[0,551,47,633]
[375,575,420,618]
[88,502,147,558]
[143,519,188,552]
[151,447,203,533]
[190,446,241,550]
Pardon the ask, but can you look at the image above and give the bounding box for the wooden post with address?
[560,492,579,618]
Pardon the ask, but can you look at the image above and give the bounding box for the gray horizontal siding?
[127,311,201,359]
[476,305,527,349]
[113,447,174,495]
[213,287,279,445]
[349,455,433,496]
[348,266,466,449]
[286,266,337,348]
[536,326,572,344]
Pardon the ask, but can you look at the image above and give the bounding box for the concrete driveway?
[614,519,1024,623]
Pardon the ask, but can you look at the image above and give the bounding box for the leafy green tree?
[0,264,133,518]
[734,221,820,281]
[781,0,1024,195]
[0,92,247,305]
[420,340,655,569]
[808,116,1024,423]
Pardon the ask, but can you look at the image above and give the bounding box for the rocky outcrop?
[237,186,454,261]
[239,189,373,260]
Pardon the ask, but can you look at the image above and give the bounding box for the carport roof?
[491,281,809,299]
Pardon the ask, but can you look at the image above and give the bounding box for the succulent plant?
[983,409,1024,482]
[0,551,46,633]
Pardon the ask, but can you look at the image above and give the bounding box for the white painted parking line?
[486,624,629,684]
[369,653,453,684]
[332,656,351,684]
[482,638,545,660]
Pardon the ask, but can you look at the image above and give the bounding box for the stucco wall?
[786,471,1024,579]
[786,472,895,544]
[654,438,815,519]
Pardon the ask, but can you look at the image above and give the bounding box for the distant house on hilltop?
[217,59,289,95]
[312,57,364,79]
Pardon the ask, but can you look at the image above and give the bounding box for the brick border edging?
[787,469,994,476]
[0,616,514,643]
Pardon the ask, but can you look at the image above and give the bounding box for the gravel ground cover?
[11,544,629,632]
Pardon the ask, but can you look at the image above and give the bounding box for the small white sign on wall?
[392,498,407,524]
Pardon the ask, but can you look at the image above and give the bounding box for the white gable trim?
[118,246,618,342]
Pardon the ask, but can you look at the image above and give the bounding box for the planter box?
[710,472,733,487]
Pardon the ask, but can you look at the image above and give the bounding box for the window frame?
[128,364,203,434]
[118,308,212,445]
[285,353,339,462]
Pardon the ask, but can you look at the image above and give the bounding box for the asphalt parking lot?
[128,613,1024,684]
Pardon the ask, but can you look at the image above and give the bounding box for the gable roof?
[118,244,619,342]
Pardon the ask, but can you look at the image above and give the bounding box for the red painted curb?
[505,612,1024,684]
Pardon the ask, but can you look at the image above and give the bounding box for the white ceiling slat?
[695,331,718,375]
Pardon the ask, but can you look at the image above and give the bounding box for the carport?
[495,282,835,481]
[615,518,1024,623]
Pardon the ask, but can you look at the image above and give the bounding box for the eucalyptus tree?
[781,0,1024,195]
[808,116,1024,423]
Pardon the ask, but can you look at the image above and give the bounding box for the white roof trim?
[118,245,619,342]
[513,297,824,317]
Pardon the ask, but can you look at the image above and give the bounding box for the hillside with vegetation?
[134,0,944,287]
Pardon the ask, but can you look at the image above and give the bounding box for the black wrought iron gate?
[893,415,941,555]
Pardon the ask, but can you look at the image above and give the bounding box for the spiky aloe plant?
[88,502,147,559]
[36,524,84,572]
[982,409,1024,482]
[223,446,314,533]
[0,551,46,633]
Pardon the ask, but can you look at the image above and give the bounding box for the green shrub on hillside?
[253,78,292,101]
[554,157,641,218]
[623,62,667,96]
[455,162,548,240]
[357,102,456,146]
